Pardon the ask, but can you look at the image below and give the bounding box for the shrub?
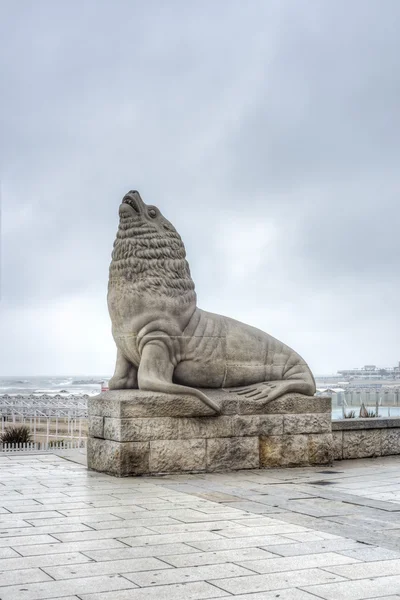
[0,425,32,445]
[365,409,378,418]
[344,410,356,419]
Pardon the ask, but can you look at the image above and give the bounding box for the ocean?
[0,376,110,397]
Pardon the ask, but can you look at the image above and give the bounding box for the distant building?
[337,363,400,380]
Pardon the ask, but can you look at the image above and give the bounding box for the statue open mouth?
[122,195,140,213]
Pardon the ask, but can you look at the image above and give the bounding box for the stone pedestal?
[87,390,333,476]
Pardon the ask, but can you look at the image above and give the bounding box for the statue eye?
[148,208,157,218]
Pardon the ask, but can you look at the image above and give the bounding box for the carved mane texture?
[109,218,196,305]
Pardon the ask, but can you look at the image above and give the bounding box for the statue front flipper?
[138,341,221,414]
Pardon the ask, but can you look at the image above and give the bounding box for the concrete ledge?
[332,418,400,460]
[87,391,333,476]
[333,417,400,430]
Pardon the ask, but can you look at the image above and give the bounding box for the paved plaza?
[1,454,400,599]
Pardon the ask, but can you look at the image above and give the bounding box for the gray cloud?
[1,0,399,375]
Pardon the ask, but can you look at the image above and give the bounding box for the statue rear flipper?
[234,378,315,402]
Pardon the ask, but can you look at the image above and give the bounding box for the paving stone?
[208,591,330,600]
[0,567,53,587]
[371,597,400,600]
[7,502,90,512]
[0,547,20,558]
[303,575,400,600]
[338,546,400,562]
[0,510,64,520]
[210,567,345,594]
[261,538,363,556]
[83,543,200,562]
[0,523,94,537]
[79,580,228,599]
[210,500,284,514]
[59,506,147,517]
[237,551,359,573]
[43,556,171,579]
[215,524,307,538]
[144,520,243,534]
[16,538,128,556]
[0,574,136,600]
[0,551,95,571]
[51,525,154,543]
[89,517,178,530]
[125,562,255,586]
[26,514,123,527]
[324,558,400,579]
[0,533,58,548]
[285,532,333,542]
[187,534,297,552]
[0,519,34,529]
[160,547,277,567]
[121,530,225,547]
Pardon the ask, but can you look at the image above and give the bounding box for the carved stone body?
[108,191,316,414]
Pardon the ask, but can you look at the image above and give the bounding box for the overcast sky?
[1,0,399,376]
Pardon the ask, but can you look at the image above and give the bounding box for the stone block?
[308,433,334,464]
[332,430,343,460]
[87,437,149,476]
[103,417,178,442]
[259,436,283,468]
[260,434,309,468]
[88,391,215,418]
[149,439,206,472]
[233,415,283,436]
[88,416,104,439]
[281,434,310,466]
[382,429,400,456]
[342,430,382,459]
[284,413,331,435]
[178,416,234,439]
[206,437,259,471]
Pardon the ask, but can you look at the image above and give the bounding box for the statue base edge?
[87,391,333,476]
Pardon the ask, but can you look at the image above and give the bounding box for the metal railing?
[1,440,87,453]
[0,394,89,446]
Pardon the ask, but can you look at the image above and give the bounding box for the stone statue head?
[109,190,195,303]
[118,190,177,235]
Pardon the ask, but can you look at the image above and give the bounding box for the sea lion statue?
[108,191,316,414]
